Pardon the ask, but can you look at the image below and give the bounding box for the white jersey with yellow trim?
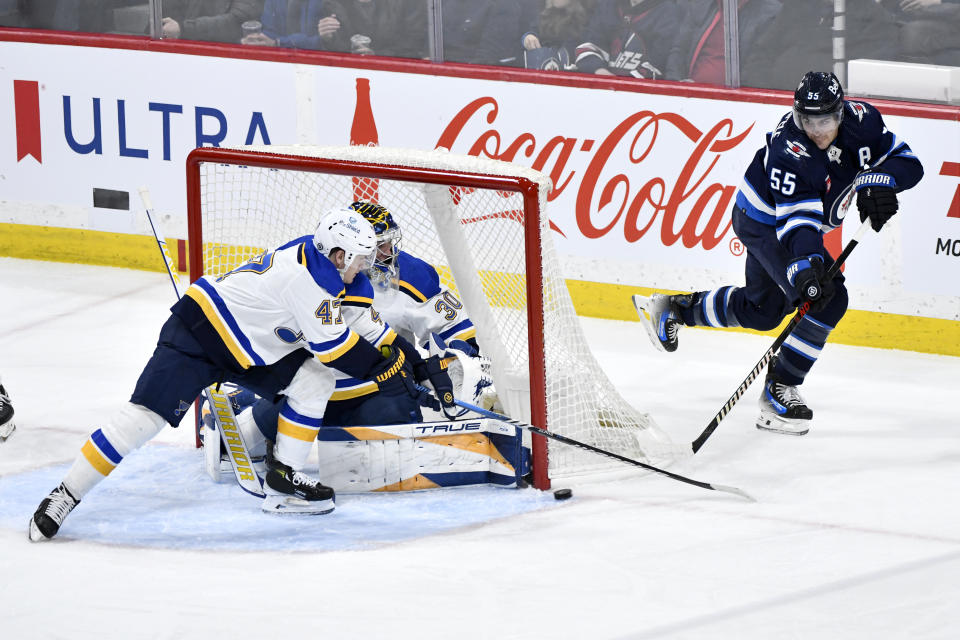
[182,236,360,369]
[374,251,476,347]
[329,273,397,402]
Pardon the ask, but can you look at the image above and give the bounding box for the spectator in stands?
[575,0,687,80]
[522,0,591,70]
[678,0,780,85]
[160,0,264,43]
[1,0,24,26]
[741,0,900,90]
[442,0,536,66]
[20,0,116,31]
[897,0,960,66]
[243,0,326,49]
[315,0,427,58]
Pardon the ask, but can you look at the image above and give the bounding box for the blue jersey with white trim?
[175,236,363,370]
[736,100,922,260]
[374,251,477,346]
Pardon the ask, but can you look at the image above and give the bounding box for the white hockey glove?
[427,334,497,418]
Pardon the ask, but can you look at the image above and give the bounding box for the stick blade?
[712,483,756,502]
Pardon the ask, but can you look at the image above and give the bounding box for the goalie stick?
[139,187,266,498]
[689,217,874,454]
[415,384,753,501]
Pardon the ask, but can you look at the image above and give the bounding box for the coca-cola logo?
[436,97,754,251]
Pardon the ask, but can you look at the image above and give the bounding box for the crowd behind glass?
[2,0,958,95]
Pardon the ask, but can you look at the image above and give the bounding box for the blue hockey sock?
[677,287,740,328]
[774,315,835,386]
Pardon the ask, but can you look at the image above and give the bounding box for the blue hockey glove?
[787,255,835,312]
[414,355,457,416]
[447,339,478,358]
[370,346,436,409]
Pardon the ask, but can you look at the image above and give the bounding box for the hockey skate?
[261,446,335,515]
[0,380,15,442]
[632,294,691,353]
[28,483,80,542]
[756,366,813,436]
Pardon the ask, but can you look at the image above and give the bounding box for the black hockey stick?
[690,218,873,454]
[139,187,266,498]
[416,385,754,501]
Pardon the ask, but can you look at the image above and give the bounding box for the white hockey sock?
[273,358,332,470]
[62,403,167,498]
[274,402,321,470]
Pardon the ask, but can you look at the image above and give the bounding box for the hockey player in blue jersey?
[28,208,430,541]
[635,71,923,435]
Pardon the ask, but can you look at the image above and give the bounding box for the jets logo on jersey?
[848,102,868,122]
[825,176,832,193]
[785,140,811,160]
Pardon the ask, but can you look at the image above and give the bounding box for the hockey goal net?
[186,145,679,488]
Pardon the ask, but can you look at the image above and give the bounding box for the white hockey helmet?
[313,207,377,274]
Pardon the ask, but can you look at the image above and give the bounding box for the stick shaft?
[418,385,751,500]
[138,187,182,300]
[691,219,872,453]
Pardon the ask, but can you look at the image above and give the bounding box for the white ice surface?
[1,257,958,639]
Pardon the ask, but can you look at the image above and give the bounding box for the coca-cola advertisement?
[1,38,958,327]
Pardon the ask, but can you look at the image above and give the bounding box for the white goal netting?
[188,145,680,481]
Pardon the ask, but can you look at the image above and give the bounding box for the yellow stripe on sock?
[277,417,320,442]
[81,440,116,476]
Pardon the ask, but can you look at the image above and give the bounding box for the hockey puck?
[553,488,573,501]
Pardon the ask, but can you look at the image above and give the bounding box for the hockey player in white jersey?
[29,208,425,541]
[351,201,494,418]
[353,201,480,356]
[229,201,494,458]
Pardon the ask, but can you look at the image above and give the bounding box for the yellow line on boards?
[3,223,958,357]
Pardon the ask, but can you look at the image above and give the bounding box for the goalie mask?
[349,201,401,291]
[313,208,377,279]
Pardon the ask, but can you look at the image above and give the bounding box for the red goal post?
[185,145,678,489]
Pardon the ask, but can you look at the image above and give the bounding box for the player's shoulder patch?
[770,135,815,174]
[782,138,813,162]
[843,99,884,140]
[396,251,441,303]
[845,100,870,123]
[342,272,374,307]
[300,241,346,296]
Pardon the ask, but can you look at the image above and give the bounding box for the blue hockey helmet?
[793,71,844,133]
[349,201,401,289]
